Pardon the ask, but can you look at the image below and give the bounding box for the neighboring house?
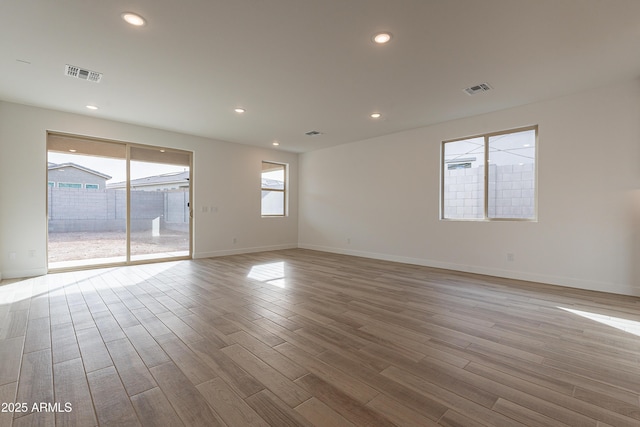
[47,162,112,189]
[107,170,190,191]
[261,177,284,190]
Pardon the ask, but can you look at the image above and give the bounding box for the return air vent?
[65,64,103,83]
[305,130,322,136]
[464,83,491,96]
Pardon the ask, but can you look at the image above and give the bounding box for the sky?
[48,152,187,183]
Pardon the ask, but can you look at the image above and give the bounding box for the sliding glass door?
[47,133,192,270]
[129,146,191,261]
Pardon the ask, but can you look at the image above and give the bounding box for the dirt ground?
[48,231,189,262]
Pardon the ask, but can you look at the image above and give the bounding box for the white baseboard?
[0,267,48,280]
[298,243,640,297]
[194,243,298,259]
[6,244,637,297]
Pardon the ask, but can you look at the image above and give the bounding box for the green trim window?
[261,161,287,216]
[85,184,99,189]
[58,182,82,189]
[442,126,537,221]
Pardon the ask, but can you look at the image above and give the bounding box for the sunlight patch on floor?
[247,262,286,288]
[558,306,640,337]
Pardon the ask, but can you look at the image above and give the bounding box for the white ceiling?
[2,0,640,153]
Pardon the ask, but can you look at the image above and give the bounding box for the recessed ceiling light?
[370,112,382,119]
[122,12,146,26]
[272,142,280,146]
[524,144,531,147]
[86,105,98,110]
[373,32,392,44]
[69,149,77,153]
[159,149,166,153]
[234,108,246,113]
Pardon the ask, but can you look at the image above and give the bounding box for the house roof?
[108,170,189,188]
[3,1,640,153]
[48,162,112,180]
[109,170,287,189]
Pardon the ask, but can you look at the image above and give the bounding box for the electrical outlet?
[232,237,237,244]
[8,252,17,260]
[507,253,515,262]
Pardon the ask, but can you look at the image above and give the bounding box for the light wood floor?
[1,249,640,426]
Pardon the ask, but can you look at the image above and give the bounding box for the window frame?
[261,161,287,217]
[440,125,538,222]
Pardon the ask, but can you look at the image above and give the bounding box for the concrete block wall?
[106,190,126,220]
[48,188,190,232]
[444,164,535,219]
[165,191,189,223]
[48,187,110,221]
[129,191,164,220]
[443,166,485,219]
[488,163,535,218]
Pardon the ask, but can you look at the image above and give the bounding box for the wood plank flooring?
[1,248,640,426]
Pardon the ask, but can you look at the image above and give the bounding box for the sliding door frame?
[46,131,193,272]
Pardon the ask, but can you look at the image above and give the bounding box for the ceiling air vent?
[464,83,491,96]
[305,130,322,136]
[65,64,103,83]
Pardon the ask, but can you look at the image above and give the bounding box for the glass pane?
[488,129,536,219]
[261,190,284,216]
[261,162,286,215]
[442,137,485,219]
[261,162,285,189]
[47,151,126,268]
[129,147,190,261]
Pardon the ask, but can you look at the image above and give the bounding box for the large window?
[261,161,287,216]
[442,126,537,220]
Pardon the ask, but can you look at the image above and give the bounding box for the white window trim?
[440,125,538,222]
[261,161,287,217]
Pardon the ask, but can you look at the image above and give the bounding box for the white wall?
[4,80,640,296]
[0,102,298,278]
[299,79,640,296]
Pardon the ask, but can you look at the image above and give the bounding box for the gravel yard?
[48,231,189,263]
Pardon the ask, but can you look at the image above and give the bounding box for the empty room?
[2,1,640,426]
